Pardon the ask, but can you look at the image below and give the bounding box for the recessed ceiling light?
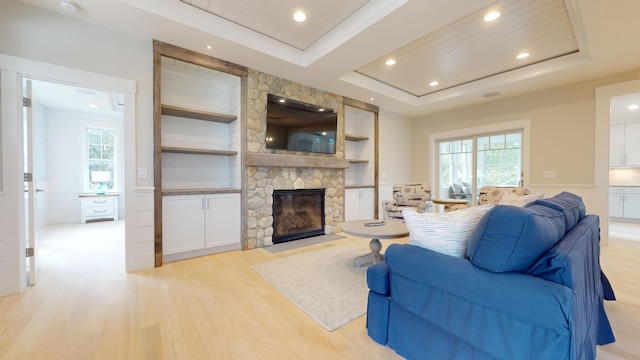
[370,97,375,101]
[516,52,530,59]
[293,11,306,22]
[484,11,500,22]
[206,45,213,50]
[88,104,99,108]
[429,81,439,87]
[59,0,78,13]
[628,104,639,110]
[385,59,396,66]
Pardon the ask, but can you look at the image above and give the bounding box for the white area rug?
[264,234,346,254]
[251,241,372,331]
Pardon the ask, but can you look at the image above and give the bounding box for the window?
[476,132,522,188]
[85,127,116,192]
[437,130,522,202]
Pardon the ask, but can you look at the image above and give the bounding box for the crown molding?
[122,0,407,67]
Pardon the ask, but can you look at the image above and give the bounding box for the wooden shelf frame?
[161,146,237,156]
[348,159,370,164]
[154,39,249,267]
[162,188,241,196]
[343,97,380,219]
[345,133,369,141]
[161,104,237,123]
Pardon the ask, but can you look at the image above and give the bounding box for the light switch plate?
[137,167,147,179]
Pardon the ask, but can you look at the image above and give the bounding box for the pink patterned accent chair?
[382,183,433,220]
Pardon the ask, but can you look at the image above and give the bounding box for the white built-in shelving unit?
[343,99,378,220]
[153,41,247,265]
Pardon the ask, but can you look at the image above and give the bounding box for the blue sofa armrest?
[384,244,577,359]
[367,261,390,295]
[366,261,391,344]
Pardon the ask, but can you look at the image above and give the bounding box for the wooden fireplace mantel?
[245,153,350,169]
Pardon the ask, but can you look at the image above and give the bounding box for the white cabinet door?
[623,194,640,219]
[205,193,241,248]
[163,195,205,255]
[624,123,640,166]
[609,193,624,218]
[610,125,625,167]
[344,189,361,221]
[345,188,375,221]
[359,188,375,219]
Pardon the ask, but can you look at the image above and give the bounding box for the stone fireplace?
[272,189,325,244]
[244,70,347,249]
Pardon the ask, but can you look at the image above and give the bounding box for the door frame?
[0,54,137,295]
[595,78,640,243]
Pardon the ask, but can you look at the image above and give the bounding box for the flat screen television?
[266,94,337,154]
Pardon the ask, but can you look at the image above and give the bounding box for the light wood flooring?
[0,220,638,359]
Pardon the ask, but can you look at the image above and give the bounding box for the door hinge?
[23,97,31,107]
[26,248,34,257]
[24,173,33,182]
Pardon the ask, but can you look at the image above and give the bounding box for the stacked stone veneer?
[245,70,345,249]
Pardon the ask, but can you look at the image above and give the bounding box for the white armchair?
[382,183,433,220]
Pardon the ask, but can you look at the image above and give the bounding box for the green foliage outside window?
[438,132,522,199]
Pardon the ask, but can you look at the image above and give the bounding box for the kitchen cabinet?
[609,187,640,220]
[345,187,375,221]
[610,123,640,167]
[162,193,241,256]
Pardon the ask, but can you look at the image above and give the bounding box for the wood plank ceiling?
[356,0,579,97]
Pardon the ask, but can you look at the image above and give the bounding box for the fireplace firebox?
[272,189,325,244]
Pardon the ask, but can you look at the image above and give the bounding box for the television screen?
[266,94,337,154]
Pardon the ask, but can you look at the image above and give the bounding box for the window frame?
[429,119,531,203]
[80,123,122,194]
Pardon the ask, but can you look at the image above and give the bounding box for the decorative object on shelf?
[91,171,111,194]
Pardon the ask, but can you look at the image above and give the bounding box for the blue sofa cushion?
[467,204,566,273]
[527,191,586,233]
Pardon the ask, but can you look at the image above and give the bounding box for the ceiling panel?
[31,80,123,116]
[180,0,370,50]
[355,0,579,97]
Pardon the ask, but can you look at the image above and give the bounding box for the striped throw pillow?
[403,205,495,258]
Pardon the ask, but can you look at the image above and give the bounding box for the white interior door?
[23,79,38,286]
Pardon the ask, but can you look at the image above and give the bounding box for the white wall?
[45,108,123,224]
[377,109,414,218]
[0,1,154,189]
[0,1,150,293]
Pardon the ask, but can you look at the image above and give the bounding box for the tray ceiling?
[180,0,370,50]
[18,0,640,116]
[356,0,580,97]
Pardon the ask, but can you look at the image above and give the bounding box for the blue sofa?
[366,192,615,360]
